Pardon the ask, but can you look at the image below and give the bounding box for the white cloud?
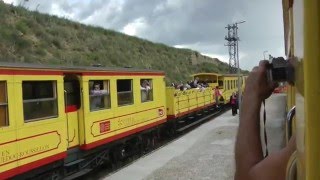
[121,17,147,36]
[50,3,74,19]
[174,43,228,63]
[3,0,17,5]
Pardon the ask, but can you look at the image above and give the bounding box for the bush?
[35,48,46,56]
[52,39,62,49]
[16,20,29,34]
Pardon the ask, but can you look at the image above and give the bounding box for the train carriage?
[192,73,245,104]
[282,0,320,179]
[166,87,215,121]
[0,63,166,179]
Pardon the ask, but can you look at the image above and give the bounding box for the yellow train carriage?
[80,72,166,150]
[282,0,320,179]
[166,73,218,120]
[0,66,67,179]
[166,87,214,120]
[219,74,240,104]
[0,63,166,179]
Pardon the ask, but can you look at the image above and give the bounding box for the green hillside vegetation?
[0,2,246,84]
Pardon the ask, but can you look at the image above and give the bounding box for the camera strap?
[263,100,269,157]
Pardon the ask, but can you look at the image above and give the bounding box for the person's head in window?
[141,80,148,87]
[141,80,151,90]
[91,83,106,95]
[94,83,100,90]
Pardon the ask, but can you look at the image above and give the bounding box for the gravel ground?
[104,94,286,180]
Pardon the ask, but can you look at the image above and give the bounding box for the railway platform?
[101,94,286,180]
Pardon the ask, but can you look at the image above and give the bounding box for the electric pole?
[225,21,245,114]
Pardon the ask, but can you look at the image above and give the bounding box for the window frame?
[117,79,134,107]
[22,80,58,122]
[140,79,153,103]
[0,81,9,127]
[89,80,111,112]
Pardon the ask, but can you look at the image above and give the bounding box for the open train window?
[89,80,110,111]
[218,80,223,88]
[140,79,153,102]
[22,81,58,122]
[0,81,8,127]
[117,79,133,106]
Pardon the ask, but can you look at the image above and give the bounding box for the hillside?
[0,2,235,84]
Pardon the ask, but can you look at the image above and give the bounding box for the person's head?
[142,80,148,87]
[94,83,100,90]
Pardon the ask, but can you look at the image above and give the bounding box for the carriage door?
[64,74,81,148]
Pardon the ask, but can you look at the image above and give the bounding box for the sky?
[3,0,285,70]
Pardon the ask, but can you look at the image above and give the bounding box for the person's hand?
[244,60,277,101]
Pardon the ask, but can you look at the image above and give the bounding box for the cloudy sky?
[4,0,285,70]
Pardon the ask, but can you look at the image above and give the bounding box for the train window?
[0,81,8,127]
[22,81,58,122]
[117,79,133,106]
[218,80,223,88]
[89,80,110,111]
[140,79,153,102]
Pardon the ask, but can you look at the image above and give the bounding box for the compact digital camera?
[266,57,295,85]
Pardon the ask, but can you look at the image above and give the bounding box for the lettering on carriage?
[117,117,136,128]
[0,144,50,164]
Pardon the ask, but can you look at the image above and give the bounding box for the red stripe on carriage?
[0,152,66,180]
[80,118,167,150]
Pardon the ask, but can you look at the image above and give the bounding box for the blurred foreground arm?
[235,61,296,180]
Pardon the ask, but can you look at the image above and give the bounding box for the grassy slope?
[0,2,238,84]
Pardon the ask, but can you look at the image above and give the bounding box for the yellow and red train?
[0,62,245,179]
[282,0,320,179]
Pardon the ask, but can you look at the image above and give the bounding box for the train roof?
[0,62,165,75]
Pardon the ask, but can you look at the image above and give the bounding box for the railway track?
[79,106,229,180]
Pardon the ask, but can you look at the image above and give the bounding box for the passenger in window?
[141,80,151,101]
[190,77,199,88]
[184,82,191,90]
[140,80,151,90]
[90,83,108,110]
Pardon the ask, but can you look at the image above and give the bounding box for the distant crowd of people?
[171,77,210,91]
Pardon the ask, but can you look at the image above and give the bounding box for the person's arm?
[235,61,296,180]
